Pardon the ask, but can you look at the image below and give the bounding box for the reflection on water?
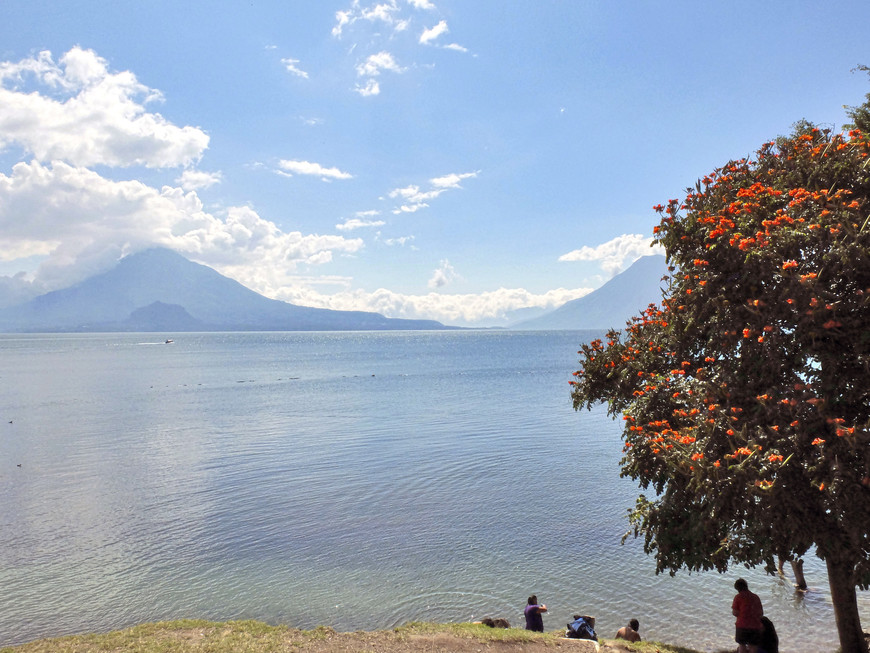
[0,331,865,651]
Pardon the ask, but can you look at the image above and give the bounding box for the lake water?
[0,331,866,651]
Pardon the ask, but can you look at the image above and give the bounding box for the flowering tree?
[571,112,870,652]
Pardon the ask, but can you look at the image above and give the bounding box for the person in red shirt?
[731,578,764,653]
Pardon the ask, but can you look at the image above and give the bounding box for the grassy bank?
[0,620,709,653]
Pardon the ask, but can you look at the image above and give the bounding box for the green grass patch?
[395,621,556,642]
[1,620,709,653]
[599,640,712,653]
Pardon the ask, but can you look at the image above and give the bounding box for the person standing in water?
[524,595,548,632]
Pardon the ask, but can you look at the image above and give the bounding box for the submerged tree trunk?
[777,556,809,591]
[826,557,869,653]
[791,559,807,591]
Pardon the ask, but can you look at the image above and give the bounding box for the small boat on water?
[164,339,174,344]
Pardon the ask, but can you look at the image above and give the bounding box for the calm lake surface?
[0,331,866,651]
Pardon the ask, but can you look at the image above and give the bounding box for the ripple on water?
[0,332,863,652]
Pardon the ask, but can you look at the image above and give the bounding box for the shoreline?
[0,619,715,653]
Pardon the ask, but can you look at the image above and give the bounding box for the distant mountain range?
[0,249,670,333]
[0,248,450,332]
[512,254,668,330]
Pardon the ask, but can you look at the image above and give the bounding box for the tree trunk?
[825,557,868,653]
[791,559,807,591]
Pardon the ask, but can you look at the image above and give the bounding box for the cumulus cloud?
[0,160,364,291]
[270,284,593,327]
[356,51,404,77]
[0,47,208,168]
[355,78,380,96]
[428,258,457,288]
[388,170,478,213]
[0,271,47,308]
[558,233,665,276]
[332,9,353,37]
[418,19,467,51]
[431,171,477,188]
[333,1,412,37]
[392,202,428,214]
[277,159,353,180]
[353,49,406,97]
[337,217,386,231]
[176,169,222,191]
[333,1,467,96]
[420,20,448,44]
[362,2,400,24]
[281,58,309,78]
[389,184,442,203]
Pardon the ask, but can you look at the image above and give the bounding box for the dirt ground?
[2,621,703,653]
[269,629,663,653]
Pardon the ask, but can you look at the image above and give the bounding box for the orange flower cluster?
[577,124,869,490]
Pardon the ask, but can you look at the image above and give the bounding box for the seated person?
[758,616,778,653]
[615,619,641,642]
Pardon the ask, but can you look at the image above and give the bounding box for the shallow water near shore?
[0,331,866,651]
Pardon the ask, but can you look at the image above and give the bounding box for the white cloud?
[176,169,222,191]
[355,78,380,96]
[389,184,444,203]
[270,284,593,327]
[332,2,467,95]
[332,9,353,37]
[0,271,46,308]
[558,233,665,276]
[362,2,400,24]
[0,47,208,168]
[417,20,467,52]
[387,171,478,213]
[333,1,413,37]
[277,159,353,180]
[392,203,428,214]
[428,258,457,288]
[430,171,477,188]
[337,217,386,231]
[356,51,404,77]
[420,20,448,45]
[382,235,415,246]
[281,58,309,79]
[0,157,589,327]
[353,51,404,95]
[0,160,364,291]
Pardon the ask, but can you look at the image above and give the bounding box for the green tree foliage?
[845,66,870,133]
[571,117,870,652]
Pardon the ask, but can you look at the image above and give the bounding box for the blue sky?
[1,1,868,326]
